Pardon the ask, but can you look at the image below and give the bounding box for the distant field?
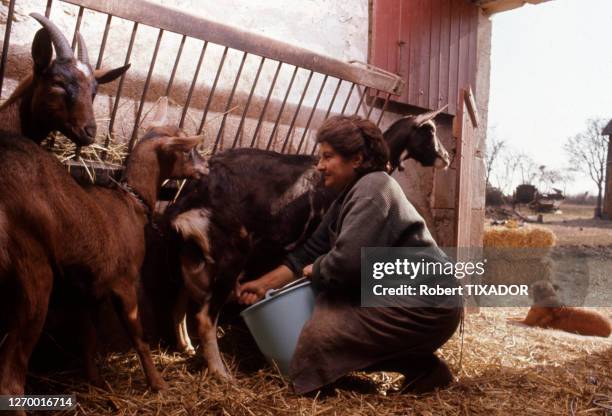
[513,203,612,246]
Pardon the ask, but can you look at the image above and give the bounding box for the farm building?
[602,119,612,218]
[7,2,610,416]
[0,0,549,249]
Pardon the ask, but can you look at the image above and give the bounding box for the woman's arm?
[310,196,393,293]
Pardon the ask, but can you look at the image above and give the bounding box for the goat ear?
[32,28,53,74]
[412,104,448,127]
[94,63,130,84]
[146,97,169,128]
[161,135,203,152]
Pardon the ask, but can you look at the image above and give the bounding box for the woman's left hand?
[302,264,313,277]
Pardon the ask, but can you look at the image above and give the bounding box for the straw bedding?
[27,307,612,416]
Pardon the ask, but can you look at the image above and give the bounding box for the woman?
[236,115,461,394]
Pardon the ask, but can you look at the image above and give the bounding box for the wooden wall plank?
[417,0,432,108]
[371,0,478,114]
[428,0,441,110]
[438,0,451,111]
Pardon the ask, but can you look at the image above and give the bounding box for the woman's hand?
[303,264,313,277]
[235,278,270,305]
[234,265,296,305]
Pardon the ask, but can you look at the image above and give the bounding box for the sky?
[488,0,612,195]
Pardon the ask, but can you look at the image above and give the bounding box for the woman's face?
[316,142,363,191]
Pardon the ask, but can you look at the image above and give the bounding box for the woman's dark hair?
[316,115,389,175]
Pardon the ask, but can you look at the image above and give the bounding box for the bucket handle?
[264,277,309,299]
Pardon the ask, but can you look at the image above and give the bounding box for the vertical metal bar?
[251,61,281,147]
[266,65,298,151]
[213,51,247,152]
[323,79,342,120]
[0,0,16,99]
[165,34,186,96]
[376,93,391,127]
[233,56,265,148]
[366,89,379,120]
[71,6,84,50]
[197,46,228,135]
[353,86,368,117]
[45,0,53,17]
[296,75,327,154]
[106,22,138,152]
[281,70,313,153]
[95,14,112,69]
[340,83,356,115]
[129,28,164,152]
[310,79,342,156]
[180,41,207,128]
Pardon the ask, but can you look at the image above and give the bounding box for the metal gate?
[0,0,404,161]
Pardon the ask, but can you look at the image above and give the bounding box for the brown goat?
[509,280,611,338]
[0,13,129,145]
[0,98,206,400]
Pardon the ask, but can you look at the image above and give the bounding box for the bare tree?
[564,118,609,218]
[515,152,539,185]
[485,130,506,188]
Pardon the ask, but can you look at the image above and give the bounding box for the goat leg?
[173,287,195,356]
[0,255,53,405]
[111,280,167,391]
[195,263,242,380]
[79,305,104,388]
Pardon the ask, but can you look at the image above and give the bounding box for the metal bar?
[232,56,264,148]
[376,93,391,127]
[71,6,84,50]
[165,34,186,96]
[296,74,327,154]
[281,70,313,153]
[197,46,228,135]
[366,89,379,120]
[213,51,247,152]
[107,21,137,136]
[251,60,281,147]
[180,41,207,129]
[266,65,298,151]
[61,0,403,95]
[129,28,164,152]
[0,0,16,99]
[324,79,342,120]
[96,14,112,69]
[341,82,355,115]
[353,86,368,117]
[45,0,53,17]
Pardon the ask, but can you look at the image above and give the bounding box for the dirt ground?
[514,203,612,246]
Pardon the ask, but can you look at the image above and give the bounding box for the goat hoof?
[210,367,232,381]
[182,346,196,356]
[150,377,168,392]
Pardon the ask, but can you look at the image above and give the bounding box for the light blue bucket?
[240,278,315,377]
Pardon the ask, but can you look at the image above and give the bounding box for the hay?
[27,309,612,416]
[484,225,556,249]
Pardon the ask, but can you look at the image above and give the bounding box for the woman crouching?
[237,115,462,395]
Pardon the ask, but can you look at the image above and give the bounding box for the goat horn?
[76,32,89,65]
[30,13,73,60]
[412,104,449,126]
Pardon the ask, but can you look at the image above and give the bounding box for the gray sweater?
[285,171,442,296]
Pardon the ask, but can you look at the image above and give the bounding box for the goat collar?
[118,181,153,222]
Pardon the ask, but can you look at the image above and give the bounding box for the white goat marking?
[76,61,92,77]
[270,168,319,215]
[172,208,214,264]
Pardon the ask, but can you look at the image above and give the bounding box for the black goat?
[156,109,450,377]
